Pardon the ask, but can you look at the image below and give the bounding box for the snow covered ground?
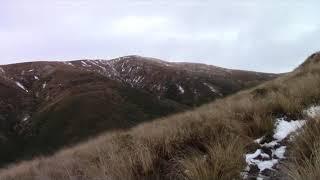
[242,105,320,179]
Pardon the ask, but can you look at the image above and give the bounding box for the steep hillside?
[0,52,317,180]
[0,61,185,164]
[0,56,275,166]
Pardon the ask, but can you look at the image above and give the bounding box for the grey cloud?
[0,0,319,72]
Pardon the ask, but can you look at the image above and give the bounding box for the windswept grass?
[285,120,320,180]
[179,137,246,180]
[2,52,320,179]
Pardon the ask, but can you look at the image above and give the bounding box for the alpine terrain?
[0,55,276,168]
[0,52,318,180]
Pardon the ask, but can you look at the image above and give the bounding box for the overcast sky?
[1,0,320,72]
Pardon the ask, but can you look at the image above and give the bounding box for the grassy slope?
[281,53,320,180]
[1,53,320,179]
[0,60,275,168]
[6,70,187,167]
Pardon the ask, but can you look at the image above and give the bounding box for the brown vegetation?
[1,53,320,179]
[0,56,276,167]
[286,120,320,180]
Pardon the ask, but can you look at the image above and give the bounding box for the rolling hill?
[0,52,317,180]
[0,55,276,167]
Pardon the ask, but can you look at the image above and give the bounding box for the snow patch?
[81,61,91,67]
[88,61,107,72]
[203,82,219,94]
[304,105,320,118]
[256,159,278,172]
[63,62,74,66]
[177,85,185,94]
[274,146,286,159]
[0,67,5,74]
[261,141,278,148]
[273,118,306,141]
[16,82,28,92]
[246,149,261,164]
[245,149,278,172]
[133,76,144,83]
[243,115,307,179]
[42,82,47,89]
[22,115,30,122]
[254,136,264,144]
[260,153,270,159]
[34,76,39,80]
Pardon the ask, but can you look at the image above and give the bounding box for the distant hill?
[0,55,276,166]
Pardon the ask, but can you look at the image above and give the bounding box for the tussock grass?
[278,53,320,180]
[2,53,320,179]
[285,120,320,180]
[179,137,246,180]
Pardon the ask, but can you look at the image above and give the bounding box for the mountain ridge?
[0,53,318,180]
[0,55,277,167]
